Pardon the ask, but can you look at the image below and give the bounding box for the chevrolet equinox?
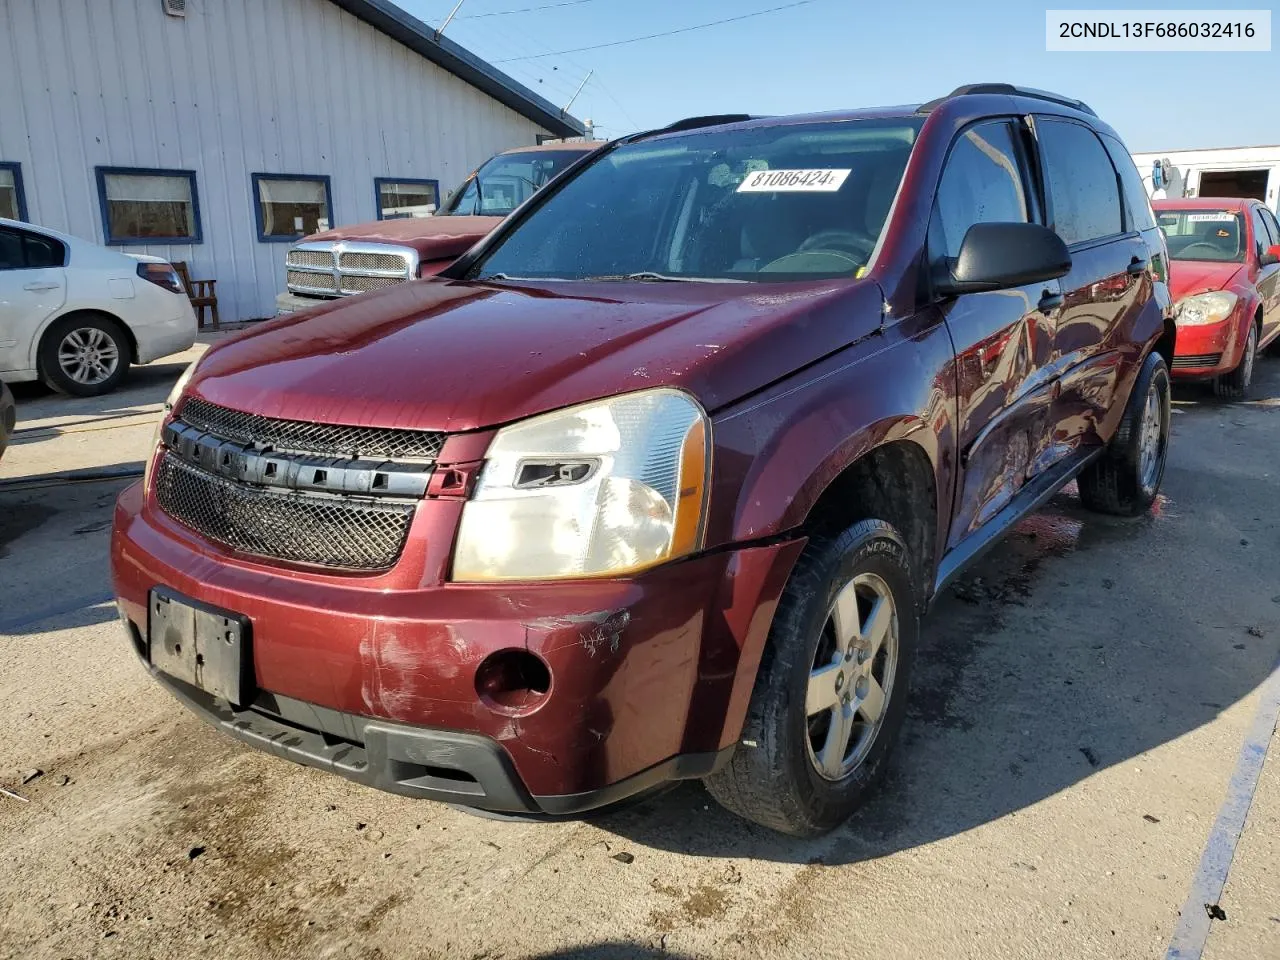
[112,84,1175,836]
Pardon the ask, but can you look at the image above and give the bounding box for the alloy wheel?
[57,327,121,386]
[805,571,899,780]
[1137,378,1164,489]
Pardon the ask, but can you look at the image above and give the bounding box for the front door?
[0,225,67,376]
[1252,205,1280,345]
[931,118,1058,550]
[1033,117,1146,462]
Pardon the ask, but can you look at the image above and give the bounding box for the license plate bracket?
[148,589,252,705]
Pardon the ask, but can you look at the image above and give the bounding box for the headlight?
[452,389,710,581]
[1175,291,1238,326]
[143,361,197,494]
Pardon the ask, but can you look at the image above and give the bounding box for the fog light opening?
[475,650,552,716]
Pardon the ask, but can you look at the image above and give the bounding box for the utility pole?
[436,0,466,37]
[563,70,592,116]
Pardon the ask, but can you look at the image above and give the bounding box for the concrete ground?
[1,345,1278,960]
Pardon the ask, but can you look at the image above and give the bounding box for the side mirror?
[1261,244,1280,267]
[936,222,1072,296]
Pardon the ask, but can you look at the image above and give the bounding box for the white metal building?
[0,0,584,322]
[1130,145,1280,214]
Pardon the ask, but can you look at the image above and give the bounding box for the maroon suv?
[112,85,1174,836]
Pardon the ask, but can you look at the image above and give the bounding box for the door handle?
[1037,289,1064,314]
[23,282,59,292]
[1126,257,1147,277]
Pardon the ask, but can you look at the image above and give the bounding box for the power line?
[459,0,603,18]
[494,0,816,62]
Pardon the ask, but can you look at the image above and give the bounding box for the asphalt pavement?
[1,348,1277,959]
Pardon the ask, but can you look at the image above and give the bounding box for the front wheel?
[1078,350,1171,516]
[1214,323,1257,400]
[704,519,918,836]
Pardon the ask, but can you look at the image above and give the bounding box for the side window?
[24,233,64,268]
[1101,135,1156,232]
[1036,119,1123,245]
[933,120,1029,259]
[0,228,23,270]
[1250,207,1271,259]
[1261,208,1280,249]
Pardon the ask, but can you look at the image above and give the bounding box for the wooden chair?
[172,261,220,329]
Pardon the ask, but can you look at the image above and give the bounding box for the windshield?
[439,150,588,218]
[1157,209,1246,262]
[470,118,923,283]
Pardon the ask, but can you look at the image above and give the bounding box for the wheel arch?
[33,308,137,371]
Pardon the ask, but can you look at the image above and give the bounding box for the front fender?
[705,313,956,559]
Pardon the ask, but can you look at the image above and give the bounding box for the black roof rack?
[918,83,1098,117]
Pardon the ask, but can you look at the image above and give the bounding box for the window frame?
[1248,205,1272,260]
[1259,206,1280,250]
[251,172,333,243]
[373,176,440,221]
[94,165,202,246]
[1030,116,1128,251]
[0,161,29,222]
[0,223,67,271]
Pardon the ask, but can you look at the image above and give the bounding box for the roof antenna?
[563,70,592,116]
[436,0,467,37]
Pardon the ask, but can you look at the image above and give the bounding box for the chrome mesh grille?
[287,269,336,292]
[155,454,414,569]
[177,396,446,462]
[342,274,405,293]
[286,249,335,268]
[340,251,408,272]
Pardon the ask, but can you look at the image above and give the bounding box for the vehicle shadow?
[591,405,1280,863]
[525,946,695,960]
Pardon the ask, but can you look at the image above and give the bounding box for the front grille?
[286,249,334,269]
[340,251,408,272]
[341,274,405,293]
[155,454,414,570]
[287,269,337,292]
[1172,353,1223,369]
[177,397,446,462]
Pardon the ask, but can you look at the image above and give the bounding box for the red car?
[1154,197,1280,398]
[114,85,1173,836]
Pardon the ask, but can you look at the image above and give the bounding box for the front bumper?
[112,480,804,809]
[1169,313,1246,378]
[275,290,337,315]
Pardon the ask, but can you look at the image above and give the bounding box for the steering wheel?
[798,229,876,261]
[1178,242,1232,260]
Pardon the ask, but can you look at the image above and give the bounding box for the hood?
[188,277,885,434]
[303,215,504,261]
[1168,260,1245,301]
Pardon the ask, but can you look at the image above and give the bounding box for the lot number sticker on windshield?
[737,169,851,193]
[1186,213,1237,222]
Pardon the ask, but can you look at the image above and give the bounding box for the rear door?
[1252,205,1280,345]
[931,118,1058,549]
[0,226,67,375]
[1033,117,1147,460]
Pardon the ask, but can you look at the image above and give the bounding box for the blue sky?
[395,0,1279,152]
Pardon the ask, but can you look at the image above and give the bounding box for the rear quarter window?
[1036,119,1123,246]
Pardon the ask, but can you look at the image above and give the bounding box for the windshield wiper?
[582,272,748,283]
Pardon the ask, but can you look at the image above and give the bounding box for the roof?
[1152,197,1259,211]
[326,0,585,138]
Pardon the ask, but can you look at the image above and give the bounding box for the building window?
[0,163,28,221]
[252,174,332,242]
[375,178,439,220]
[95,167,201,244]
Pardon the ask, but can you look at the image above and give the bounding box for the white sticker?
[1186,213,1237,222]
[737,168,851,193]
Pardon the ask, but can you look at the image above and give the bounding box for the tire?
[704,519,919,836]
[1214,323,1257,400]
[1078,350,1171,517]
[38,314,131,397]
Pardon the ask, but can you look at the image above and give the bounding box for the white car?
[0,217,197,396]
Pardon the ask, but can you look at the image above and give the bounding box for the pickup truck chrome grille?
[153,398,448,570]
[285,241,418,298]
